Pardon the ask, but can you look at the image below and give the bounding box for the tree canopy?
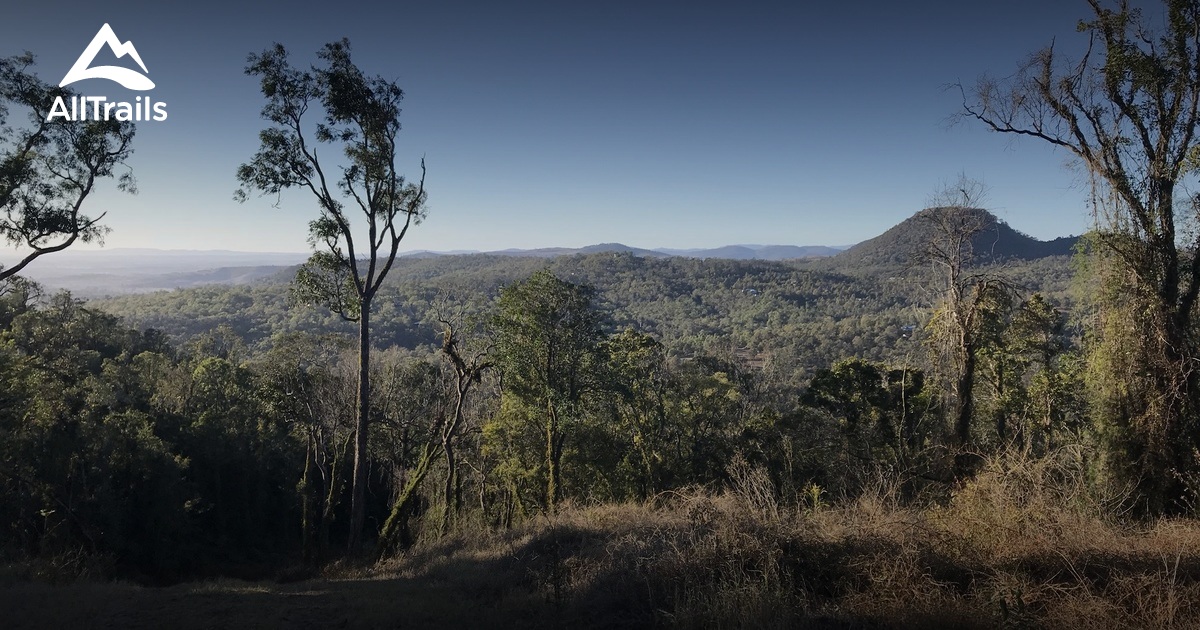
[237,39,428,550]
[0,53,135,281]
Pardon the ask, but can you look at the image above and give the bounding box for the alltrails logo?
[47,23,167,122]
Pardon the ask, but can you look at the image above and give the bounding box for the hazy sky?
[1,1,1105,253]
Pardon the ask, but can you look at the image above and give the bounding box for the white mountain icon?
[59,23,154,91]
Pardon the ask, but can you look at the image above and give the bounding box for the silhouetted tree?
[0,53,135,281]
[236,39,428,549]
[960,0,1200,512]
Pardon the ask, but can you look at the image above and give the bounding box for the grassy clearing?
[5,451,1200,629]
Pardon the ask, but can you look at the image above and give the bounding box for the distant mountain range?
[403,243,845,260]
[0,209,1079,296]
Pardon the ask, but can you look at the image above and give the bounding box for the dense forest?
[9,1,1200,627]
[0,217,1098,600]
[91,246,1077,381]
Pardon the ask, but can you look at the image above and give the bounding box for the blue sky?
[1,0,1100,253]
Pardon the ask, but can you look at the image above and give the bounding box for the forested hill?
[92,250,1075,379]
[829,207,1079,271]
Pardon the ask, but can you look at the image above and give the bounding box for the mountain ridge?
[831,207,1079,269]
[0,208,1081,296]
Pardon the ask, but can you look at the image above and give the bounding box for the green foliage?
[235,38,427,301]
[991,294,1088,452]
[252,332,355,562]
[803,358,934,466]
[10,5,1195,600]
[293,250,361,321]
[0,291,303,579]
[236,38,429,549]
[0,53,136,281]
[964,0,1200,514]
[0,252,1094,580]
[593,329,672,497]
[0,294,188,575]
[489,270,605,511]
[492,270,605,409]
[95,251,1074,381]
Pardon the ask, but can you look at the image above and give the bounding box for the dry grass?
[7,450,1200,628]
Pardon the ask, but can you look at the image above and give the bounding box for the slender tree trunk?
[320,432,350,561]
[317,459,332,560]
[348,297,371,552]
[300,437,315,564]
[380,441,440,553]
[636,425,656,498]
[441,385,467,535]
[546,399,560,513]
[441,444,456,536]
[454,468,463,525]
[955,346,976,447]
[995,361,1006,444]
[900,367,918,454]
